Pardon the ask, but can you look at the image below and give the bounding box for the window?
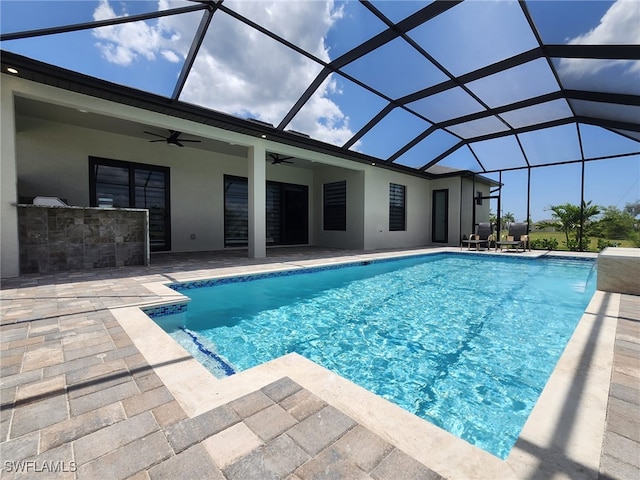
[89,157,170,251]
[323,181,346,231]
[389,183,406,231]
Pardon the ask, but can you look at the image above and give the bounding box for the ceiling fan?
[269,153,294,165]
[144,130,201,147]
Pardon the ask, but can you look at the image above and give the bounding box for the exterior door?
[282,184,308,245]
[432,189,448,243]
[224,176,308,246]
[90,157,170,251]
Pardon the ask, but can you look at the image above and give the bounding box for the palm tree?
[537,201,600,250]
[490,211,515,231]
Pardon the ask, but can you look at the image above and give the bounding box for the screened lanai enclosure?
[1,0,639,271]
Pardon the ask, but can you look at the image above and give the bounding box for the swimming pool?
[150,253,596,459]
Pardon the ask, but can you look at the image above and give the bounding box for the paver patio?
[1,247,638,479]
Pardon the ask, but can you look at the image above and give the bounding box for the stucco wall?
[460,177,492,237]
[362,167,431,250]
[1,82,19,278]
[429,177,463,246]
[313,166,365,249]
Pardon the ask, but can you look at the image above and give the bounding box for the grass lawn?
[523,231,635,251]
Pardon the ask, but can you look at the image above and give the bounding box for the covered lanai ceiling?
[1,0,639,176]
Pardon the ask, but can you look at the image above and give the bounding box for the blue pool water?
[152,253,596,459]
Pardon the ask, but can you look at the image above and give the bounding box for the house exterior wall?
[1,74,490,276]
[429,177,463,246]
[460,177,492,238]
[14,116,323,254]
[1,81,19,278]
[460,178,474,238]
[362,167,431,250]
[266,163,315,246]
[15,115,244,252]
[313,166,365,249]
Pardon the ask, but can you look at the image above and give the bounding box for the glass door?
[90,158,171,251]
[432,189,449,243]
[134,169,168,251]
[282,184,308,245]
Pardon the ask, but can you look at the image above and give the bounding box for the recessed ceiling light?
[6,67,18,74]
[371,162,376,166]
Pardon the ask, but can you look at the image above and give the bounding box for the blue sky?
[1,0,638,222]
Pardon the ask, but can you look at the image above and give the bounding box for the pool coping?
[112,247,615,480]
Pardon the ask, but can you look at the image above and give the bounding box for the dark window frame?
[89,156,171,251]
[323,180,347,231]
[389,183,406,231]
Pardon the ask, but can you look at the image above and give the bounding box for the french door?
[224,176,308,247]
[89,157,170,251]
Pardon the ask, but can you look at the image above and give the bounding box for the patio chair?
[495,222,530,252]
[461,222,494,251]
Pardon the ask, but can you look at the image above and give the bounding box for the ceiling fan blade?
[149,139,165,143]
[144,131,167,139]
[268,153,295,164]
[175,141,184,147]
[178,139,201,143]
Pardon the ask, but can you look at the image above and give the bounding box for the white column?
[248,143,266,258]
[1,80,20,277]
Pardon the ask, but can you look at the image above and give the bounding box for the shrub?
[530,238,558,250]
[597,238,618,251]
[565,237,591,252]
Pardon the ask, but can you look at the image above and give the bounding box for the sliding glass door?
[224,176,308,247]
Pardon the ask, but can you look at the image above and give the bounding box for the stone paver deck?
[1,247,638,479]
[598,294,640,479]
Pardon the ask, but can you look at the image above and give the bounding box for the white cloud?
[286,75,356,146]
[180,0,352,144]
[569,0,640,45]
[558,0,640,79]
[92,0,355,146]
[92,0,182,66]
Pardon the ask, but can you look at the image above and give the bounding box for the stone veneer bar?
[17,205,149,274]
[597,247,640,295]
